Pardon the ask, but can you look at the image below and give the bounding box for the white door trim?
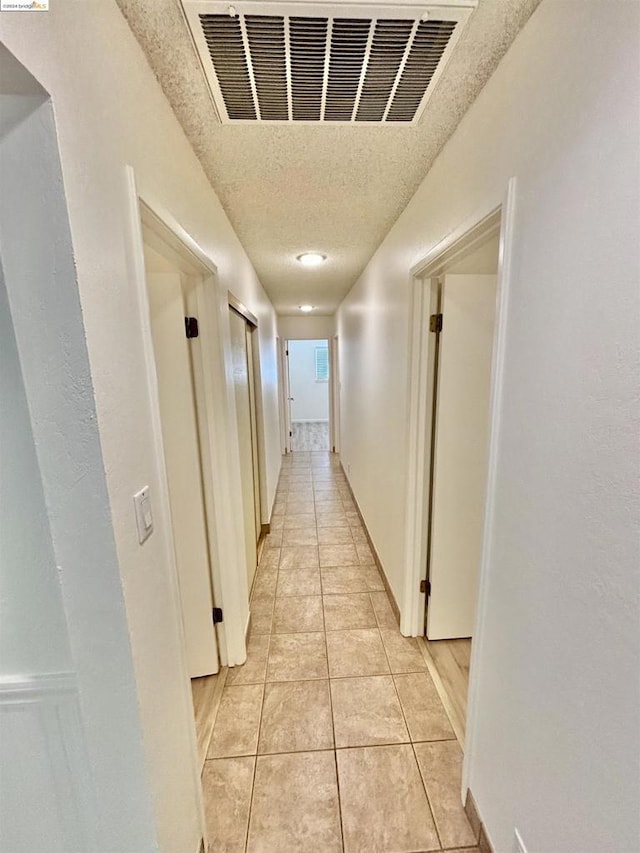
[281,338,293,453]
[401,185,515,637]
[228,291,258,327]
[462,178,518,795]
[276,337,288,454]
[329,335,340,453]
[228,295,269,530]
[283,337,333,453]
[400,179,517,797]
[125,167,249,672]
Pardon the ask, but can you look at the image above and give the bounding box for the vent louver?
[183,2,475,125]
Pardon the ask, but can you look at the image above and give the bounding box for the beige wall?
[336,1,640,851]
[278,314,335,340]
[0,4,281,850]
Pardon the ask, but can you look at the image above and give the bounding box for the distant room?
[286,339,330,451]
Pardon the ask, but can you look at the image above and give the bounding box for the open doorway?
[403,202,511,743]
[423,228,499,736]
[285,339,331,451]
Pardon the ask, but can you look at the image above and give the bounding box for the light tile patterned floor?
[203,452,479,853]
[291,421,329,451]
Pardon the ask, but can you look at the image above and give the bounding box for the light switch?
[133,486,154,544]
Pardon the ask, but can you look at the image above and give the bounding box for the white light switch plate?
[133,486,154,544]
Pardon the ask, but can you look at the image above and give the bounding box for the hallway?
[202,452,478,853]
[2,3,638,850]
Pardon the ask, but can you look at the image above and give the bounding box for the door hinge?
[185,317,199,339]
[429,313,443,333]
[289,430,292,437]
[420,579,431,597]
[286,349,289,356]
[212,607,223,624]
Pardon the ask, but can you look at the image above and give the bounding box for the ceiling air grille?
[290,16,327,121]
[183,2,476,125]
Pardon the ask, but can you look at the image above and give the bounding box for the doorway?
[403,202,511,742]
[285,339,331,452]
[141,214,220,677]
[423,232,499,733]
[228,297,263,593]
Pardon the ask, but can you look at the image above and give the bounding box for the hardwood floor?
[191,669,226,769]
[291,421,329,451]
[421,638,471,744]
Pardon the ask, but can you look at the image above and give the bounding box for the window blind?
[315,346,329,381]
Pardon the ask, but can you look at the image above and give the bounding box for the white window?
[315,346,329,382]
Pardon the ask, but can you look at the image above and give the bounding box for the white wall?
[288,339,330,421]
[336,2,640,851]
[0,265,73,677]
[0,5,282,851]
[0,85,155,850]
[279,314,335,340]
[1,255,102,853]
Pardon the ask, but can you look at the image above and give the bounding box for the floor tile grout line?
[411,737,445,852]
[241,738,258,853]
[318,499,346,853]
[208,734,460,762]
[409,722,447,850]
[243,581,278,852]
[377,607,445,851]
[234,668,438,686]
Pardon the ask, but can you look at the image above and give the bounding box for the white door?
[147,272,219,676]
[229,307,260,590]
[426,274,497,640]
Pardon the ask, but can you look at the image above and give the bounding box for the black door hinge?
[429,313,443,333]
[212,607,223,624]
[289,430,292,437]
[420,579,431,597]
[185,317,199,339]
[286,349,289,356]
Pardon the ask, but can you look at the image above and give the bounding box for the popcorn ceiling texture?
[115,0,541,314]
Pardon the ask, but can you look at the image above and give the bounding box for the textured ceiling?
[116,0,540,315]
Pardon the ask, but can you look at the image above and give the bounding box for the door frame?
[277,335,291,454]
[401,181,517,637]
[280,339,292,453]
[329,335,340,454]
[125,167,249,672]
[228,292,268,534]
[400,178,517,790]
[281,336,334,453]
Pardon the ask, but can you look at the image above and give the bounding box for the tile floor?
[202,452,479,853]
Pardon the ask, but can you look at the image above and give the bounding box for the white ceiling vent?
[182,2,476,124]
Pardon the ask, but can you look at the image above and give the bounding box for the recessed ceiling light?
[299,305,315,312]
[296,252,326,267]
